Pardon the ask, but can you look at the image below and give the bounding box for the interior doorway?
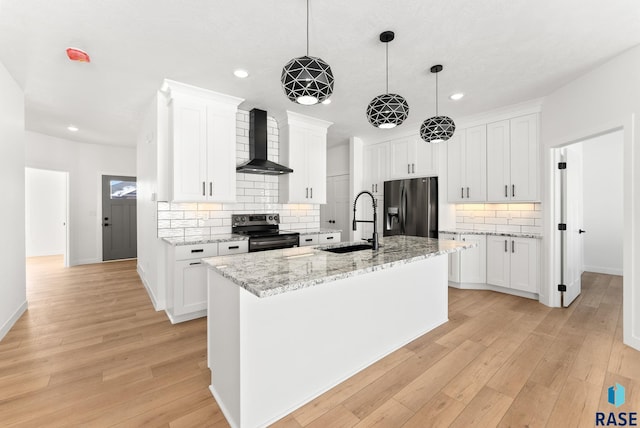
[553,130,624,307]
[25,168,69,267]
[102,175,137,261]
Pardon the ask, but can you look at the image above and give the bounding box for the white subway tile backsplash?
[158,211,184,220]
[454,203,542,235]
[171,202,198,211]
[158,202,171,211]
[171,219,198,228]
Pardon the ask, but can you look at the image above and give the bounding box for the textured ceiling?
[0,0,639,147]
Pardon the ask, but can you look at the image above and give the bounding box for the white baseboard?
[137,265,164,311]
[448,281,538,300]
[0,301,28,342]
[165,309,206,324]
[71,257,101,266]
[583,266,624,276]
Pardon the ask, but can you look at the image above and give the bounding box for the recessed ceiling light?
[449,92,465,101]
[67,125,79,132]
[233,69,249,79]
[321,99,331,105]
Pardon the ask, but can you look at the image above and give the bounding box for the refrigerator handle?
[400,185,407,234]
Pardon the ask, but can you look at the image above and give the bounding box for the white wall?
[25,168,67,258]
[541,44,640,350]
[24,132,136,266]
[581,131,623,275]
[327,144,349,177]
[0,61,27,341]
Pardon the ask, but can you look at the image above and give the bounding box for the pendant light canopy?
[420,65,456,143]
[366,31,409,129]
[281,0,334,105]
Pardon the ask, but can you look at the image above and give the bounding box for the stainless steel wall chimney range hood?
[236,109,293,175]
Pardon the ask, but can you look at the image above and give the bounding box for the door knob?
[579,229,586,234]
[104,223,110,227]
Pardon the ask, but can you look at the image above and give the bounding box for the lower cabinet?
[299,232,341,247]
[486,236,539,294]
[166,240,248,323]
[441,232,540,299]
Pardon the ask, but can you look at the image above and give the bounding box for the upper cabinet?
[388,137,438,179]
[447,112,540,203]
[487,114,539,202]
[363,143,388,195]
[161,80,243,203]
[279,111,332,204]
[447,125,487,202]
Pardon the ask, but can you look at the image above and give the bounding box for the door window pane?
[110,180,137,199]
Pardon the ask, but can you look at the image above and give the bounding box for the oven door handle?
[251,238,298,247]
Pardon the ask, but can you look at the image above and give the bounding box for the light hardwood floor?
[1,257,638,427]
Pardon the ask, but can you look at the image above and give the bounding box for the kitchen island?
[204,236,473,428]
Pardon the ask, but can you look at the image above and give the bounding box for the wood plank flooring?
[0,257,637,427]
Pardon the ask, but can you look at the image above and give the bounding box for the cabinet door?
[486,235,510,287]
[510,238,539,293]
[286,127,310,203]
[389,139,411,179]
[364,143,388,194]
[306,129,327,203]
[486,120,511,201]
[174,260,207,315]
[299,235,318,246]
[414,139,438,177]
[172,96,208,202]
[510,114,539,201]
[459,234,486,283]
[206,105,236,202]
[464,125,487,202]
[447,132,465,202]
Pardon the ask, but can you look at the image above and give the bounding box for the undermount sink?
[321,244,374,254]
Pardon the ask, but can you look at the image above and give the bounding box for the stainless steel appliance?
[231,214,299,252]
[383,177,438,238]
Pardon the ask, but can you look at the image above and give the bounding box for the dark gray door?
[102,175,137,261]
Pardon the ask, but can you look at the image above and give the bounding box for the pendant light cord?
[435,71,439,115]
[306,0,309,56]
[385,42,389,93]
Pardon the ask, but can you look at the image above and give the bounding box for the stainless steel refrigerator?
[383,177,438,238]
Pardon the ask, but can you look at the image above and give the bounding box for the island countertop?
[203,235,474,298]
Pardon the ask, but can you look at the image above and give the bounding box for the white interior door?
[562,145,584,306]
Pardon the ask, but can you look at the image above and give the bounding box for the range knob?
[241,216,246,222]
[268,215,273,221]
[274,215,279,221]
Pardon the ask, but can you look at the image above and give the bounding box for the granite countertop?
[203,235,474,298]
[439,230,542,239]
[294,228,342,236]
[162,234,248,246]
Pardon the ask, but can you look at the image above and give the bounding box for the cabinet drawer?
[300,235,318,246]
[175,243,218,260]
[319,232,341,243]
[218,240,248,255]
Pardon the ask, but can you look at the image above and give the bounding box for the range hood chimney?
[236,109,293,175]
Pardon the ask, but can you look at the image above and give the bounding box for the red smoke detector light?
[66,48,90,63]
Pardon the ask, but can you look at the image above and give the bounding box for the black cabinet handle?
[191,249,204,253]
[305,238,313,242]
[103,223,110,227]
[579,229,586,234]
[466,187,470,198]
[512,240,515,253]
[505,185,508,198]
[512,184,515,197]
[202,182,205,196]
[461,187,464,198]
[227,245,239,250]
[210,182,213,196]
[189,262,202,266]
[504,240,507,252]
[326,236,334,240]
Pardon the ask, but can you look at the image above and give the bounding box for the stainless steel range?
[231,214,299,252]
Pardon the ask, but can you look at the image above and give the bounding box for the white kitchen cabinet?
[363,143,388,195]
[162,80,243,203]
[487,236,539,293]
[447,125,487,202]
[388,137,438,179]
[459,234,487,283]
[279,111,332,204]
[299,235,319,247]
[166,239,248,323]
[439,232,460,283]
[487,114,539,202]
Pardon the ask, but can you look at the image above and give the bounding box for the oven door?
[249,234,299,252]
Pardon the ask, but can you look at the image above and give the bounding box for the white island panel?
[208,254,448,428]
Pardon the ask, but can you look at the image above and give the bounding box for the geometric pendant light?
[366,31,409,129]
[281,0,334,105]
[420,64,456,143]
